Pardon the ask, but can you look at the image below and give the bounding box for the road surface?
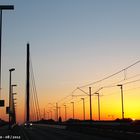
[20,124,115,140]
[0,124,116,140]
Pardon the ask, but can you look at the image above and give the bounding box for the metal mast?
[26,43,30,122]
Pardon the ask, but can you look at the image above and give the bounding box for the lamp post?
[117,84,124,120]
[56,103,58,121]
[94,93,100,121]
[53,109,56,120]
[81,98,85,120]
[77,87,102,122]
[11,84,17,124]
[71,102,74,119]
[89,87,92,121]
[50,111,52,119]
[0,5,14,98]
[58,107,61,117]
[47,112,49,120]
[43,108,46,119]
[9,68,15,129]
[76,87,92,121]
[64,105,67,121]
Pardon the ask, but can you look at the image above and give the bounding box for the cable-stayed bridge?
[1,4,140,140]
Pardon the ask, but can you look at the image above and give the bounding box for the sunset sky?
[1,0,140,123]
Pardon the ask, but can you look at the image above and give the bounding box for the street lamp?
[0,5,14,98]
[81,98,85,120]
[77,87,102,122]
[76,87,92,121]
[64,105,67,121]
[117,84,124,120]
[53,109,56,121]
[43,108,46,119]
[56,103,58,121]
[48,103,56,120]
[89,87,92,121]
[71,102,74,119]
[50,111,52,119]
[47,112,49,120]
[94,93,100,121]
[11,84,17,124]
[58,107,61,118]
[11,84,17,88]
[11,84,17,104]
[11,84,17,101]
[9,68,15,129]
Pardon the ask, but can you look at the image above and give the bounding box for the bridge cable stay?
[30,85,36,121]
[30,66,39,121]
[25,43,41,122]
[30,57,41,121]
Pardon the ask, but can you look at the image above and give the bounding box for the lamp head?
[117,84,122,87]
[0,5,14,10]
[12,84,17,87]
[9,68,15,72]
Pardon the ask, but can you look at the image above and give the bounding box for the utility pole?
[71,102,74,119]
[11,84,17,124]
[26,43,30,122]
[89,87,92,121]
[9,68,15,129]
[43,108,46,119]
[13,102,17,123]
[58,107,61,117]
[64,105,67,121]
[77,87,103,122]
[46,112,49,119]
[117,84,124,120]
[56,103,58,121]
[81,98,85,120]
[94,93,100,121]
[50,111,52,119]
[0,5,14,99]
[53,109,56,120]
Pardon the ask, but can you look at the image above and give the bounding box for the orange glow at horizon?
[0,84,138,123]
[40,74,140,122]
[0,82,137,124]
[1,64,140,124]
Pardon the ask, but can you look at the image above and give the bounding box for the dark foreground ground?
[0,123,140,140]
[0,124,116,140]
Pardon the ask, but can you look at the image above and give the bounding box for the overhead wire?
[50,60,140,120]
[78,60,140,88]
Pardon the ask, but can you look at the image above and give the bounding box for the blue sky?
[1,0,140,121]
